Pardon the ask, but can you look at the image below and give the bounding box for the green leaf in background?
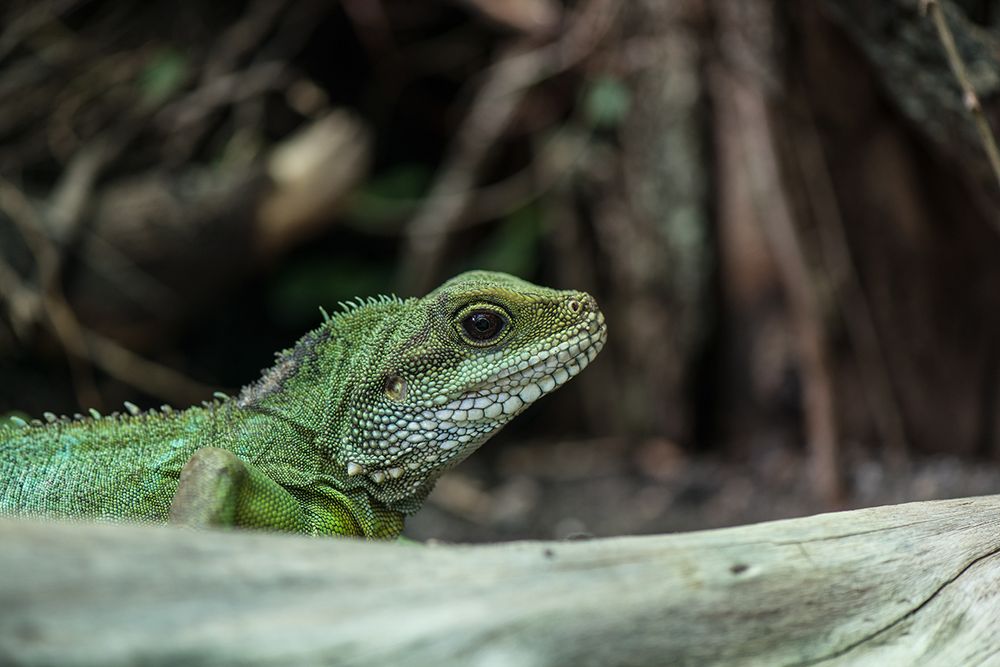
[345,164,433,231]
[138,48,189,106]
[267,258,395,328]
[465,203,542,278]
[583,75,631,130]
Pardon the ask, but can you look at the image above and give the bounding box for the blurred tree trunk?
[587,0,1000,475]
[707,0,1000,469]
[806,0,1000,458]
[567,0,714,444]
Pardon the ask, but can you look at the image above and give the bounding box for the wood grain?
[2,496,999,665]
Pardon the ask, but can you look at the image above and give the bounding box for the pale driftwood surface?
[2,497,1000,666]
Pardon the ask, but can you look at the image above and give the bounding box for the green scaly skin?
[0,271,607,538]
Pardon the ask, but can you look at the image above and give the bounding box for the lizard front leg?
[169,447,309,533]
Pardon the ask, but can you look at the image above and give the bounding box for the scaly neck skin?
[227,297,497,516]
[229,301,410,496]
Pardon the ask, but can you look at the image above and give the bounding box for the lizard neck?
[229,302,407,486]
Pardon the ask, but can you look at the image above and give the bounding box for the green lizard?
[0,271,606,538]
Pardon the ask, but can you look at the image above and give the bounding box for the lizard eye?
[461,310,507,342]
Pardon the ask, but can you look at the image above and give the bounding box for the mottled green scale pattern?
[0,409,205,522]
[0,271,606,538]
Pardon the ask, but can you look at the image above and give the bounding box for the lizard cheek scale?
[340,277,607,513]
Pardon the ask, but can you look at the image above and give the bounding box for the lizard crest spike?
[0,271,606,539]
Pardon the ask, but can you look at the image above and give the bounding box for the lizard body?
[0,271,606,538]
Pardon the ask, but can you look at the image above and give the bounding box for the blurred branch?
[341,0,397,59]
[0,177,216,406]
[201,0,288,82]
[735,84,843,506]
[714,0,843,504]
[819,0,1000,214]
[920,0,1000,197]
[160,63,289,130]
[48,137,121,244]
[789,95,911,469]
[0,176,101,406]
[349,120,591,237]
[257,111,372,255]
[451,0,561,36]
[399,39,533,293]
[399,0,619,293]
[0,2,367,406]
[0,0,89,62]
[0,255,42,332]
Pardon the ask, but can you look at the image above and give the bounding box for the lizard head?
[336,270,607,513]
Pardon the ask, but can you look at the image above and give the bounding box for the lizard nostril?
[567,295,597,316]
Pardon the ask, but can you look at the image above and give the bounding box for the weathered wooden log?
[2,495,1000,666]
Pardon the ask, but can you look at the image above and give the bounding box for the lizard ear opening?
[384,375,408,402]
